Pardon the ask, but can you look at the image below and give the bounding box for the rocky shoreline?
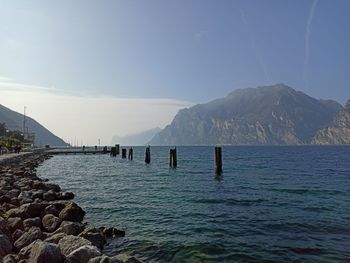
[0,152,140,263]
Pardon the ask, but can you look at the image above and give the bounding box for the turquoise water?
[37,146,350,262]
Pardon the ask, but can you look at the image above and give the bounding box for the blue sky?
[1,0,349,103]
[0,0,349,144]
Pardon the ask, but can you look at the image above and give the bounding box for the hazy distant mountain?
[149,84,342,145]
[312,99,350,144]
[0,104,68,146]
[112,127,162,146]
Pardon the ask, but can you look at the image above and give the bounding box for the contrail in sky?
[304,0,320,89]
[239,8,272,84]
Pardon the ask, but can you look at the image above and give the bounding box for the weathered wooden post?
[110,147,117,157]
[122,148,127,159]
[103,146,108,154]
[169,148,177,168]
[145,146,151,164]
[115,144,120,155]
[215,146,222,174]
[128,148,133,160]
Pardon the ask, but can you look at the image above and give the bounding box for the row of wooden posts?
[109,145,223,174]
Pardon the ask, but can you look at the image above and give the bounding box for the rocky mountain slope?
[0,104,67,146]
[149,84,342,145]
[312,99,350,144]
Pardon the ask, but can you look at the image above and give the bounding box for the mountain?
[111,127,162,146]
[312,99,350,144]
[149,84,342,145]
[0,104,68,146]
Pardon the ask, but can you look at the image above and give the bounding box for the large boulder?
[79,226,106,250]
[0,216,11,237]
[28,240,64,263]
[7,206,28,219]
[44,233,66,244]
[18,240,40,259]
[59,202,85,222]
[58,235,92,256]
[43,190,57,201]
[7,217,24,232]
[57,221,84,236]
[42,214,61,232]
[14,227,43,250]
[65,245,101,263]
[23,217,41,230]
[0,234,13,258]
[42,204,59,217]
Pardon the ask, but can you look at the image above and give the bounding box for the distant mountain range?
[0,104,67,146]
[149,84,348,145]
[111,127,162,146]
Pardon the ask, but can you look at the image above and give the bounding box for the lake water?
[37,146,350,262]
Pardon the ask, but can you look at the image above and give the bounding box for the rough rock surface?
[28,240,64,263]
[14,226,43,250]
[65,245,101,263]
[58,235,92,256]
[312,99,350,144]
[42,214,61,232]
[0,234,13,257]
[59,202,86,222]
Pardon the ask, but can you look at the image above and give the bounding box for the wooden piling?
[145,146,151,164]
[115,144,120,155]
[169,148,177,168]
[122,148,127,159]
[110,147,117,157]
[215,146,222,174]
[128,148,133,160]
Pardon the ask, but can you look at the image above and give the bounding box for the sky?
[0,0,349,145]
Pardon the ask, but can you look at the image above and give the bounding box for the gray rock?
[23,217,41,230]
[7,217,24,231]
[18,240,40,259]
[57,221,84,236]
[58,235,92,256]
[14,226,43,250]
[7,206,28,219]
[2,254,18,263]
[28,240,64,263]
[65,245,101,263]
[0,216,11,236]
[42,214,61,232]
[12,229,24,241]
[43,190,57,201]
[79,227,106,250]
[0,234,13,257]
[59,202,86,222]
[6,189,20,199]
[44,232,66,244]
[42,204,59,217]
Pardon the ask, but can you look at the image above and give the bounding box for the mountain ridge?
[0,104,67,146]
[149,84,343,145]
[312,99,350,144]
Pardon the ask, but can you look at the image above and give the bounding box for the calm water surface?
[37,146,350,262]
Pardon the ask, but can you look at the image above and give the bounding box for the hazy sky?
[0,0,349,145]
